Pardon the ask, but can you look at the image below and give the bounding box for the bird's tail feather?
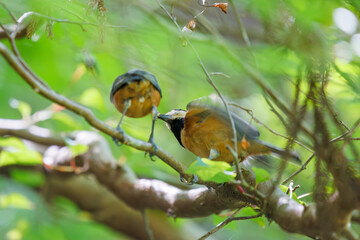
[257,140,301,164]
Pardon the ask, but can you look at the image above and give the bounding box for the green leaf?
[64,138,89,157]
[213,213,237,230]
[0,137,26,148]
[0,137,42,166]
[52,111,82,130]
[240,207,266,228]
[9,98,32,118]
[252,167,271,183]
[0,193,35,209]
[10,169,45,187]
[185,158,235,183]
[279,185,288,193]
[53,196,80,216]
[79,88,106,111]
[69,144,88,157]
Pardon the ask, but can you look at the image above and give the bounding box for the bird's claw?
[145,136,158,161]
[112,127,125,147]
[179,174,198,185]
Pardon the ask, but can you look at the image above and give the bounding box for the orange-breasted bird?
[158,99,300,164]
[110,69,162,156]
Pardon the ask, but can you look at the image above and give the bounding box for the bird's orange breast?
[112,80,161,118]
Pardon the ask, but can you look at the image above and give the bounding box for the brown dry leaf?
[186,18,196,31]
[213,3,228,14]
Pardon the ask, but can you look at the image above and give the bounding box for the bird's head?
[157,109,187,147]
[158,109,186,121]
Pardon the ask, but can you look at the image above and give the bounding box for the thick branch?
[32,130,358,238]
[46,173,192,240]
[3,119,359,238]
[0,23,27,39]
[43,131,253,218]
[258,181,357,239]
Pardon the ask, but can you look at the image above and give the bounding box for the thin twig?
[297,192,312,199]
[229,102,313,152]
[188,39,242,180]
[228,0,250,47]
[320,67,359,161]
[156,0,242,181]
[0,2,17,23]
[281,153,315,185]
[141,209,155,240]
[0,21,50,90]
[222,46,315,139]
[0,7,52,90]
[282,113,360,184]
[341,227,358,240]
[352,211,360,224]
[274,79,314,189]
[228,0,258,68]
[263,95,288,128]
[198,208,242,240]
[15,11,124,32]
[0,120,65,146]
[198,210,262,240]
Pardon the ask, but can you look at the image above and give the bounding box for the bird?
[157,98,300,165]
[110,69,162,157]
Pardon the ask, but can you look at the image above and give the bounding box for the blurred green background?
[0,0,359,239]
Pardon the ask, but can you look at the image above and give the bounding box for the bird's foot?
[112,127,125,147]
[145,136,158,161]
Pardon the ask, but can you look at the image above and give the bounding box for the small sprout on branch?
[237,184,244,194]
[286,180,300,199]
[26,16,38,39]
[88,0,108,16]
[45,20,54,39]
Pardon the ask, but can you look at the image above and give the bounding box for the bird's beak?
[157,113,171,122]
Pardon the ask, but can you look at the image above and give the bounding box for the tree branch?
[45,169,195,239]
[42,131,255,218]
[0,118,65,146]
[3,120,358,238]
[0,41,195,183]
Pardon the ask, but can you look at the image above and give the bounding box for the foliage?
[0,0,360,239]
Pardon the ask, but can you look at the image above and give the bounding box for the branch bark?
[2,123,359,239]
[46,173,193,240]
